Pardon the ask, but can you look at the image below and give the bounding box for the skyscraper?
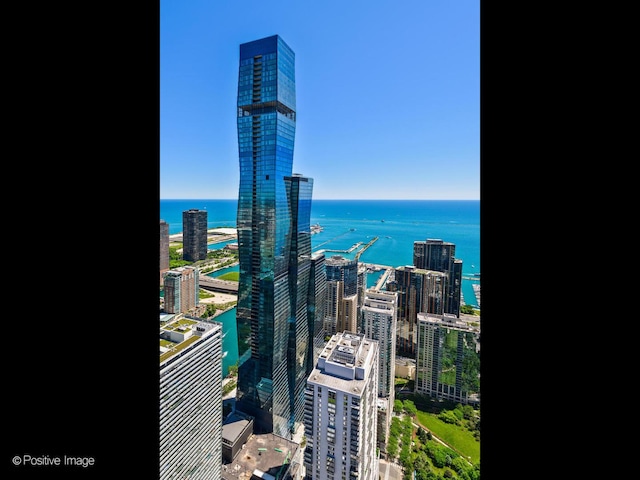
[361,288,397,451]
[324,255,359,335]
[361,289,397,399]
[303,332,379,480]
[160,316,223,480]
[235,34,313,437]
[415,312,480,405]
[413,238,462,317]
[308,251,328,373]
[162,266,199,314]
[182,209,208,262]
[160,219,170,285]
[387,266,447,357]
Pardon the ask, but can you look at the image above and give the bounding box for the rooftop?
[221,432,299,480]
[159,315,219,364]
[309,331,377,393]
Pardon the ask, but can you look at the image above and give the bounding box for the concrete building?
[360,289,397,451]
[415,312,480,405]
[221,431,302,480]
[160,219,170,285]
[163,266,199,314]
[394,356,416,380]
[324,255,359,335]
[303,332,379,480]
[221,411,254,464]
[160,315,224,480]
[183,209,208,262]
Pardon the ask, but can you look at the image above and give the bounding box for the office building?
[183,209,208,262]
[162,266,199,314]
[303,332,379,480]
[324,255,359,335]
[160,219,170,285]
[386,266,447,357]
[415,312,480,405]
[235,34,315,437]
[413,238,462,317]
[160,315,224,480]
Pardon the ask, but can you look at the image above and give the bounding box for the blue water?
[208,264,239,278]
[214,307,238,376]
[161,199,480,375]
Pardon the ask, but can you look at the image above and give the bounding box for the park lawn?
[199,289,214,299]
[415,411,480,465]
[219,272,239,281]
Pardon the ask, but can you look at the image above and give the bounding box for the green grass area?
[218,272,239,281]
[160,335,199,363]
[199,289,215,299]
[163,318,198,331]
[415,411,480,464]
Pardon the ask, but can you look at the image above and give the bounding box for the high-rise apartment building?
[324,255,359,335]
[303,332,379,480]
[163,266,199,314]
[361,288,397,451]
[235,34,315,437]
[413,238,462,317]
[183,209,208,262]
[361,289,397,399]
[386,266,447,357]
[160,315,223,480]
[160,219,170,285]
[415,312,480,405]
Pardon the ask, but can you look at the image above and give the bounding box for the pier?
[355,237,379,261]
[323,242,363,254]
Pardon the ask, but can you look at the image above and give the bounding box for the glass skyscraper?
[235,34,313,437]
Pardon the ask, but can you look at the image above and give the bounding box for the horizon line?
[160,198,480,201]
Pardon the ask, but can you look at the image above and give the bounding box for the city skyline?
[160,0,480,200]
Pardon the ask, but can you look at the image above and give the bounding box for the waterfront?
[162,199,480,306]
[163,199,481,375]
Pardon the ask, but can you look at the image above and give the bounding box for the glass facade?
[182,209,208,262]
[415,314,480,405]
[413,239,462,317]
[235,35,314,437]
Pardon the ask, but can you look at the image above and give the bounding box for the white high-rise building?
[303,332,379,480]
[160,315,224,479]
[361,288,397,450]
[361,289,397,399]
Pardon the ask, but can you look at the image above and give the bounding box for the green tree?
[394,399,404,413]
[460,304,476,315]
[403,399,418,417]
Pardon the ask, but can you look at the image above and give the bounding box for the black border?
[5,2,160,477]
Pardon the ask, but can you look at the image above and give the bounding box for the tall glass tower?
[235,35,312,437]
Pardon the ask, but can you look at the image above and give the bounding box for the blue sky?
[160,0,479,200]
